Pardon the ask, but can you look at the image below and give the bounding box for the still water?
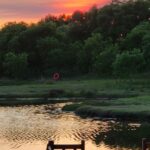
[0,103,149,150]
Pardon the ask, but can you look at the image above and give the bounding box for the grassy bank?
[0,78,149,106]
[63,96,150,121]
[0,78,150,96]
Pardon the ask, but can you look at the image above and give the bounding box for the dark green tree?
[94,45,117,76]
[142,31,150,70]
[120,22,150,51]
[3,52,28,79]
[82,33,112,73]
[0,22,27,52]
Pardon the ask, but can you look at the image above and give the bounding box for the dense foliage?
[0,0,149,79]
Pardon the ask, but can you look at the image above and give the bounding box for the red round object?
[53,73,60,81]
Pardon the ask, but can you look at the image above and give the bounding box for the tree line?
[0,0,150,79]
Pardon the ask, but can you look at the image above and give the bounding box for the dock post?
[142,138,147,150]
[46,141,54,150]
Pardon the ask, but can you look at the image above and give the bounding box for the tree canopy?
[0,0,149,79]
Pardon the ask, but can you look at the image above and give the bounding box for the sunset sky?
[0,0,111,26]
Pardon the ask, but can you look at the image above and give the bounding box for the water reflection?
[95,122,150,150]
[0,104,149,150]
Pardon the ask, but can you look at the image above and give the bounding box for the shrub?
[113,49,145,76]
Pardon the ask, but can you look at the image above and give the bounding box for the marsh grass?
[63,96,150,121]
[0,78,149,107]
[0,78,149,96]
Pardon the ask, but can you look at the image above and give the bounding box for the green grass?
[63,96,150,121]
[0,78,149,96]
[0,78,150,107]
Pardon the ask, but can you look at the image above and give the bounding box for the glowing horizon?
[0,0,111,27]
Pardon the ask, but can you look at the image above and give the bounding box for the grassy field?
[0,78,149,97]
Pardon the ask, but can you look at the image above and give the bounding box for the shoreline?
[0,93,136,106]
[62,96,150,122]
[0,78,149,121]
[0,95,150,122]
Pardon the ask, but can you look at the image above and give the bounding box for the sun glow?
[0,0,111,26]
[52,0,111,14]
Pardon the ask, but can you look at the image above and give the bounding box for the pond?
[0,103,149,150]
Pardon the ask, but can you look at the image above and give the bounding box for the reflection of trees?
[92,123,150,149]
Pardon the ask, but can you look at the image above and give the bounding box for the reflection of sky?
[0,104,144,150]
[0,0,111,26]
[0,104,113,150]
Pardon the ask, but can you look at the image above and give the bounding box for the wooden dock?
[142,138,150,150]
[46,140,85,150]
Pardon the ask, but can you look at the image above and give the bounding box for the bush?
[113,49,145,76]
